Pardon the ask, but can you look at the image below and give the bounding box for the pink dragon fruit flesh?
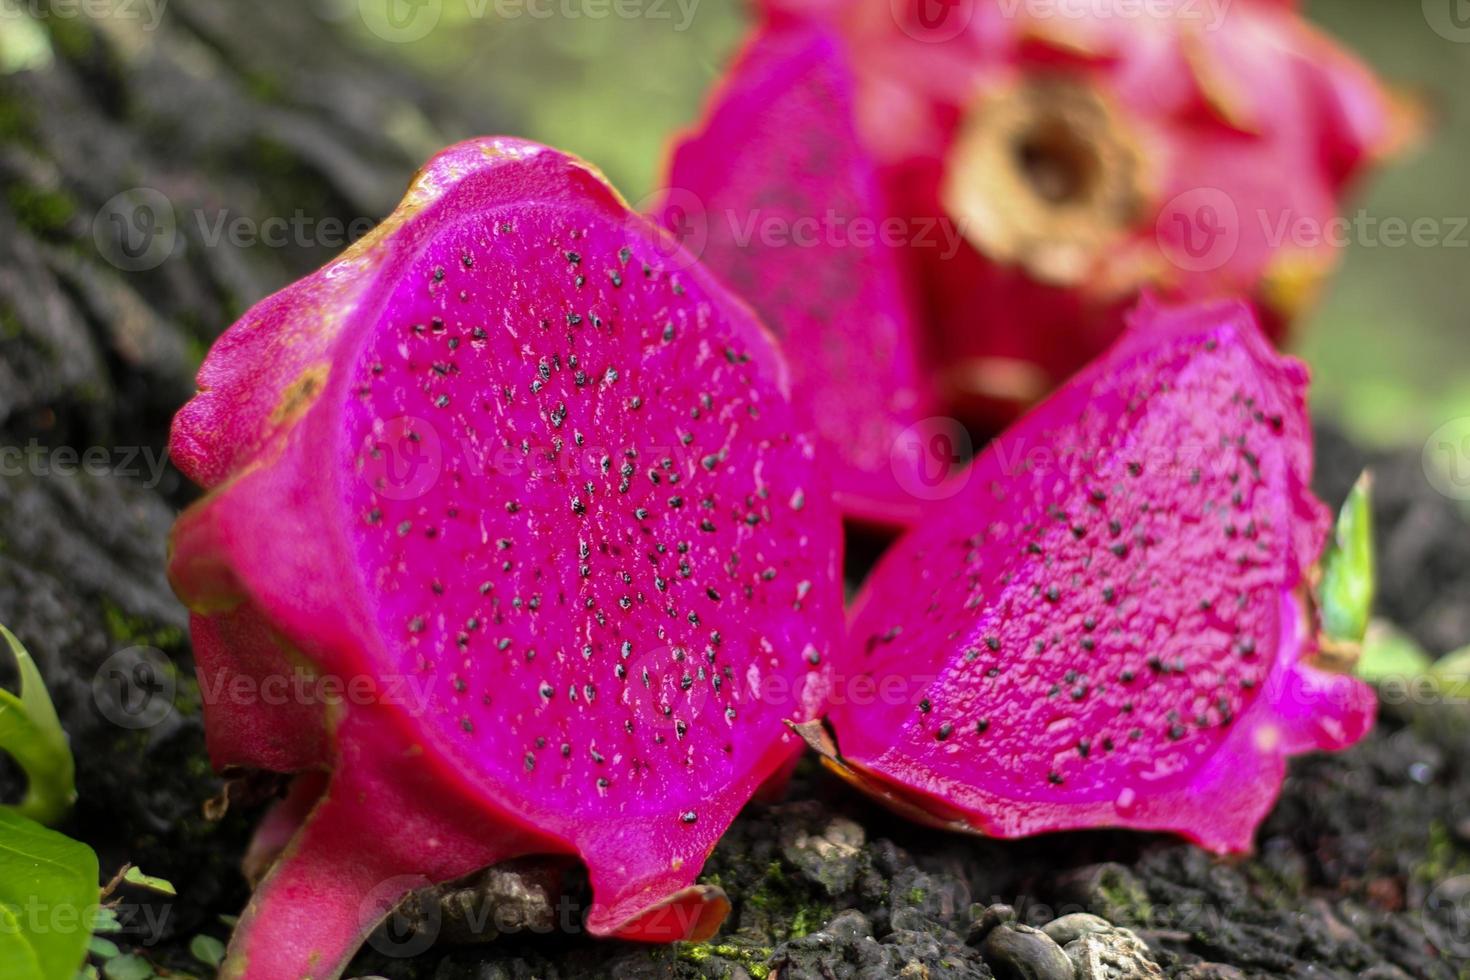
[656,20,945,528]
[798,298,1375,853]
[168,138,844,980]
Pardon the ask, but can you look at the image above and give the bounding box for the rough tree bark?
[0,0,502,957]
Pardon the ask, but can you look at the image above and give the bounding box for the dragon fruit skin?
[690,0,1399,425]
[168,138,844,979]
[655,21,939,527]
[812,298,1375,853]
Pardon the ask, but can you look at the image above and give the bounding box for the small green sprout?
[1316,472,1375,667]
[0,624,77,826]
[120,867,175,897]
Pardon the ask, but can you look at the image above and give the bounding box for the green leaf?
[0,625,77,826]
[1318,472,1375,646]
[1430,645,1470,700]
[120,868,174,897]
[1356,621,1434,683]
[0,808,99,980]
[100,955,154,980]
[90,907,122,935]
[0,902,46,980]
[0,12,55,76]
[87,936,120,960]
[188,934,225,968]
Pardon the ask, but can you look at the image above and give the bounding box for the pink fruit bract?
[689,0,1401,426]
[657,21,939,527]
[806,298,1374,853]
[168,138,844,980]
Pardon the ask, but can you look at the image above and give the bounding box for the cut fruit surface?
[169,138,844,979]
[828,298,1374,853]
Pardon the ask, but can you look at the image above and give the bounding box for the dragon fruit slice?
[802,298,1375,853]
[168,138,843,979]
[710,0,1402,424]
[656,18,940,526]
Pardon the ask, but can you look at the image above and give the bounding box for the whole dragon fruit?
[168,138,844,979]
[668,0,1401,432]
[797,298,1375,851]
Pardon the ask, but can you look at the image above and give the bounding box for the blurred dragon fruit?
[665,0,1402,438]
[168,138,844,979]
[796,299,1375,852]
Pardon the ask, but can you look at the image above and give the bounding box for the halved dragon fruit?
[167,138,843,979]
[680,0,1402,426]
[656,20,940,526]
[800,298,1375,852]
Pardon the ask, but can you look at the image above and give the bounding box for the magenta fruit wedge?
[656,20,941,527]
[802,298,1374,853]
[168,138,844,979]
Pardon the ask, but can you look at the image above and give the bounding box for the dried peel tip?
[608,884,732,943]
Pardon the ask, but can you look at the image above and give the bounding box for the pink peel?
[824,298,1374,854]
[169,138,844,979]
[241,771,327,889]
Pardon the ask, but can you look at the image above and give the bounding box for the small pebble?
[822,909,874,942]
[982,923,1074,980]
[1042,912,1112,947]
[1175,966,1246,980]
[966,902,1017,946]
[1061,921,1165,980]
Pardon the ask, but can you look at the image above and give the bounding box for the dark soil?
[1,5,1467,979]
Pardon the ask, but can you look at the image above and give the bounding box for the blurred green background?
[346,0,1468,449]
